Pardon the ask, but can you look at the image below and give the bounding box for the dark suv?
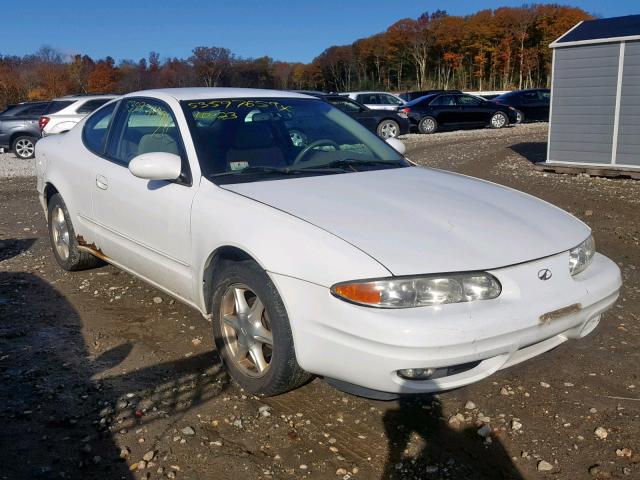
[0,102,49,159]
[402,92,519,134]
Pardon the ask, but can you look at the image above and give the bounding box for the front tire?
[490,111,509,129]
[377,119,400,139]
[211,259,310,396]
[515,110,524,124]
[12,136,37,159]
[47,193,102,271]
[418,116,438,134]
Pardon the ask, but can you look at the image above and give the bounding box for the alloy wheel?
[421,118,435,133]
[491,113,507,128]
[15,138,35,159]
[51,206,70,261]
[220,284,273,377]
[379,121,398,138]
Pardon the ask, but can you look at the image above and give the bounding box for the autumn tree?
[87,57,119,93]
[189,46,232,87]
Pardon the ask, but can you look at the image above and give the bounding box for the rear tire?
[47,193,102,271]
[377,119,400,139]
[418,116,438,134]
[490,111,509,129]
[211,259,310,396]
[12,136,37,159]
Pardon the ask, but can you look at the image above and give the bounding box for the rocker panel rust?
[76,235,109,261]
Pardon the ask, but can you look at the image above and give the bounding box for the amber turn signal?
[332,283,382,305]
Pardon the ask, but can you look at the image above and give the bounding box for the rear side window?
[76,99,110,114]
[23,103,48,116]
[44,101,74,114]
[456,95,482,106]
[380,94,403,105]
[522,91,539,102]
[357,94,377,104]
[82,102,116,155]
[430,95,455,106]
[0,104,27,116]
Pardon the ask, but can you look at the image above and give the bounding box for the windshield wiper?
[298,159,404,171]
[210,165,347,177]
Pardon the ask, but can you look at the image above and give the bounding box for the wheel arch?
[201,245,263,315]
[44,182,60,206]
[9,131,37,147]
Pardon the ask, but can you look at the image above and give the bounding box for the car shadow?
[0,237,36,262]
[509,142,547,164]
[0,270,228,479]
[381,395,523,479]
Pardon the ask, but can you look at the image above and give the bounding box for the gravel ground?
[1,123,639,480]
[0,151,36,178]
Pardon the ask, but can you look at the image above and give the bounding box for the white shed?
[546,15,640,173]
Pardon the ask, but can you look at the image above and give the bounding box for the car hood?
[222,167,590,276]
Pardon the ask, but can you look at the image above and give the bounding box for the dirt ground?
[1,123,639,480]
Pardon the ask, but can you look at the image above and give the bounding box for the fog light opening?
[579,314,601,338]
[397,368,437,380]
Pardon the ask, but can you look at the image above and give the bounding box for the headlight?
[569,235,595,276]
[331,272,501,308]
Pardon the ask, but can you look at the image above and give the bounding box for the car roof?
[406,93,440,106]
[344,91,398,95]
[122,87,315,102]
[51,94,118,102]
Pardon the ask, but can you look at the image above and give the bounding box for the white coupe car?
[35,88,621,398]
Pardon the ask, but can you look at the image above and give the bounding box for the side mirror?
[128,152,182,181]
[385,137,406,155]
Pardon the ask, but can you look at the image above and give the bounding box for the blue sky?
[0,1,636,63]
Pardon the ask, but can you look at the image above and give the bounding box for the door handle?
[96,175,108,190]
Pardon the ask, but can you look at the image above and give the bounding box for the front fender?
[191,179,391,313]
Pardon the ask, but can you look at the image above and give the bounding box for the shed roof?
[551,14,640,48]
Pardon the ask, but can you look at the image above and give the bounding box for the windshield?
[182,97,406,183]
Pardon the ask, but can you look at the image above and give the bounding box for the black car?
[305,93,410,139]
[402,92,519,134]
[0,101,49,159]
[492,89,550,123]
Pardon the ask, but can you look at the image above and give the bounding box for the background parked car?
[401,92,519,134]
[342,91,405,111]
[492,88,550,123]
[399,90,461,102]
[0,101,49,159]
[40,94,117,136]
[301,92,409,139]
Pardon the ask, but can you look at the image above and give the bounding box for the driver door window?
[107,98,183,165]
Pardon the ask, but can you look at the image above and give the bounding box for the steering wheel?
[293,139,340,165]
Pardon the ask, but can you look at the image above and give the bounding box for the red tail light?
[39,116,50,130]
[402,107,411,113]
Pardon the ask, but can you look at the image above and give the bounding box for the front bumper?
[270,252,621,394]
